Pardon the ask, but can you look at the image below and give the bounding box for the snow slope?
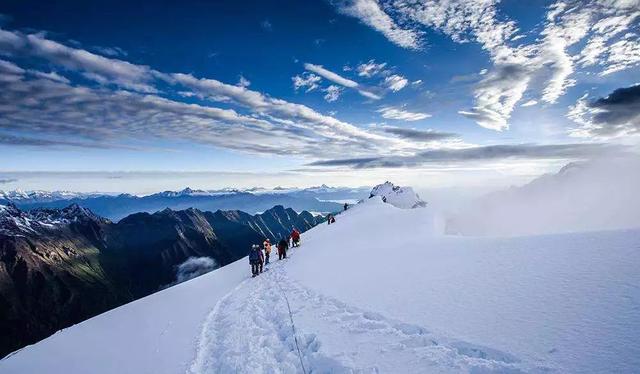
[2,198,639,373]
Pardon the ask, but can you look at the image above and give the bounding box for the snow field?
[2,196,639,373]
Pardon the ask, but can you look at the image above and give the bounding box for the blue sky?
[0,0,638,192]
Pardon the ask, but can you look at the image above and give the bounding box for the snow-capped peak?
[0,203,106,235]
[0,190,91,203]
[368,181,426,209]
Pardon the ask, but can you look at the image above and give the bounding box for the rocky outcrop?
[369,182,427,209]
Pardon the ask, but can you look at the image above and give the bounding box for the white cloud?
[238,75,251,88]
[357,89,382,100]
[0,28,420,160]
[568,85,640,138]
[0,58,24,75]
[333,0,421,49]
[303,62,381,99]
[521,100,538,107]
[0,28,157,93]
[330,0,640,131]
[323,85,343,102]
[459,63,531,131]
[304,63,358,88]
[377,106,431,121]
[28,70,70,83]
[384,74,408,92]
[602,37,640,75]
[93,45,128,57]
[292,73,321,92]
[357,59,387,77]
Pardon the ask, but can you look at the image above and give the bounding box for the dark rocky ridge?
[0,203,323,357]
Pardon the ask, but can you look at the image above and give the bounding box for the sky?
[0,0,639,193]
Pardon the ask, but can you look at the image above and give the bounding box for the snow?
[0,189,102,202]
[369,181,426,209]
[1,257,249,374]
[2,198,639,373]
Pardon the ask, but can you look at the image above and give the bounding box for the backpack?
[249,248,260,262]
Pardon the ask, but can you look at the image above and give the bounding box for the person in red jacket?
[291,228,301,247]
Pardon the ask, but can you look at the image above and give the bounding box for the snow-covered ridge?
[368,181,426,209]
[0,190,102,203]
[0,203,105,235]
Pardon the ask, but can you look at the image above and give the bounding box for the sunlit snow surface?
[2,198,639,373]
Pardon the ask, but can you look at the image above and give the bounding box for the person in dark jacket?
[277,237,289,260]
[344,203,349,211]
[249,244,263,277]
[327,214,336,225]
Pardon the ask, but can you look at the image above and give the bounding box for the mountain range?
[0,203,323,357]
[0,185,369,221]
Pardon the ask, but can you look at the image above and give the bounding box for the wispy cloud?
[569,84,640,138]
[304,63,381,99]
[237,75,251,88]
[308,143,617,168]
[0,28,409,158]
[384,74,408,92]
[382,127,457,142]
[332,0,421,49]
[292,72,321,92]
[357,59,387,77]
[329,0,640,131]
[323,85,343,102]
[0,28,157,92]
[377,106,431,121]
[260,19,273,31]
[93,45,128,57]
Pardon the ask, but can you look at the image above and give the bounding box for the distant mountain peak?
[369,181,426,209]
[0,203,107,235]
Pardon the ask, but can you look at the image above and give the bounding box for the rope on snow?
[276,279,308,374]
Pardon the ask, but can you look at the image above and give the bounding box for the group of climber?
[248,206,349,277]
[249,228,301,277]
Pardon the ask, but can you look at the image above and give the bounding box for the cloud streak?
[303,63,381,100]
[377,106,431,121]
[332,0,421,49]
[382,127,458,142]
[308,143,616,168]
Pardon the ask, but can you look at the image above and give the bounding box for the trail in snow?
[189,254,546,373]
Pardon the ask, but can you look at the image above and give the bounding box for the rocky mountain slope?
[0,203,323,357]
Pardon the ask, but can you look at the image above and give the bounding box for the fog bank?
[446,155,640,236]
